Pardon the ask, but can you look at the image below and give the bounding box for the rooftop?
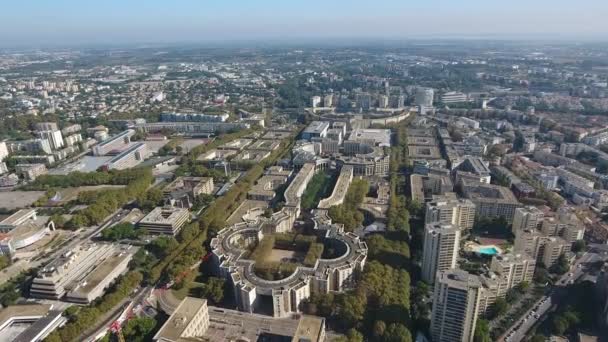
[303,121,330,134]
[106,142,146,163]
[292,315,326,342]
[154,297,207,341]
[139,207,190,225]
[348,128,391,147]
[97,129,134,148]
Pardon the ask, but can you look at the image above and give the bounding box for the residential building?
[323,94,333,107]
[425,193,476,230]
[512,207,544,233]
[422,223,461,284]
[490,253,536,290]
[15,163,47,181]
[410,174,453,203]
[514,229,571,267]
[36,130,64,150]
[415,88,434,107]
[441,91,469,104]
[431,269,482,342]
[455,157,491,184]
[160,112,229,122]
[460,180,521,223]
[0,141,8,161]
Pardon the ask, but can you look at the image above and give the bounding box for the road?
[501,249,605,342]
[81,286,151,341]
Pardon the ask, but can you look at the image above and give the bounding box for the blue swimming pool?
[477,247,500,255]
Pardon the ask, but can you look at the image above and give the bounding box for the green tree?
[534,266,551,284]
[345,329,364,342]
[530,335,546,342]
[516,281,530,293]
[200,277,225,304]
[552,316,569,335]
[50,214,66,228]
[122,317,157,342]
[491,298,509,318]
[551,254,570,275]
[384,323,412,342]
[572,240,586,253]
[473,319,491,342]
[336,293,366,329]
[372,320,387,339]
[0,255,10,271]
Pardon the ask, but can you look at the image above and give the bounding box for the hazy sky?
[1,0,608,46]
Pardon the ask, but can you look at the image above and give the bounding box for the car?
[568,273,573,277]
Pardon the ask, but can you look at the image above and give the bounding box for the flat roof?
[0,209,36,227]
[348,128,391,147]
[0,304,51,327]
[68,248,134,296]
[408,146,442,159]
[303,121,330,134]
[292,315,325,342]
[139,207,189,225]
[97,129,134,148]
[204,306,300,341]
[154,297,207,341]
[107,142,146,163]
[284,163,316,207]
[13,310,63,342]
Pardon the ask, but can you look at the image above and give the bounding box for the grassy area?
[301,171,334,210]
[172,281,206,300]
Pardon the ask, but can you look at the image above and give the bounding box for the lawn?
[300,171,335,210]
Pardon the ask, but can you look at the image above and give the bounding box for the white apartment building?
[422,223,461,284]
[425,193,476,230]
[431,269,482,342]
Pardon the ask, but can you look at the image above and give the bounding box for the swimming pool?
[477,247,500,255]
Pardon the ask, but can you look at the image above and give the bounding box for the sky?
[1,0,608,46]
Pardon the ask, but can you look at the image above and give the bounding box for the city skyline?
[1,0,608,46]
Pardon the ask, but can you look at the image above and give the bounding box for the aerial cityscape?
[1,2,608,342]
